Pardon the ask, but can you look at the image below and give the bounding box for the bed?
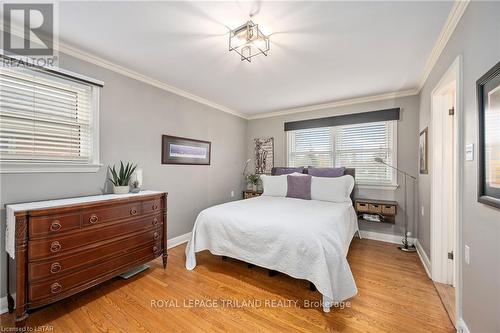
[185,168,359,312]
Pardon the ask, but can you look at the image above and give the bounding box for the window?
[0,67,101,173]
[287,121,397,186]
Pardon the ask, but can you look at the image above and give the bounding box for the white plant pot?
[113,185,129,194]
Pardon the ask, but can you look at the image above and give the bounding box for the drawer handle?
[153,246,158,254]
[130,208,137,216]
[89,214,99,224]
[152,204,159,211]
[154,232,159,240]
[50,241,61,253]
[153,217,159,225]
[50,220,62,232]
[50,282,62,294]
[50,262,62,274]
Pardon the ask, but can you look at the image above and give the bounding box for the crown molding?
[249,0,469,120]
[57,43,247,119]
[0,23,247,120]
[1,0,469,121]
[417,0,470,91]
[247,88,419,120]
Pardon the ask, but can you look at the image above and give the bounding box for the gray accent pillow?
[273,167,304,175]
[307,166,345,178]
[286,174,312,200]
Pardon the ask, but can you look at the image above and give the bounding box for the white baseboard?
[358,230,413,245]
[456,317,470,333]
[415,239,432,278]
[0,296,8,315]
[167,232,191,249]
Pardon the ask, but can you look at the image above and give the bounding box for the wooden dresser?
[6,191,167,326]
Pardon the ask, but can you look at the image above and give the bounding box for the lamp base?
[398,245,417,252]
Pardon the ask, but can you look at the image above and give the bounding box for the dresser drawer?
[29,213,81,238]
[28,227,161,281]
[28,244,160,302]
[142,198,162,215]
[82,202,142,228]
[28,214,162,260]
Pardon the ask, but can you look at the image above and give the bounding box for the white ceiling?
[54,1,453,115]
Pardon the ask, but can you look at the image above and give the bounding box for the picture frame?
[161,135,211,165]
[419,127,428,174]
[477,61,500,209]
[254,137,274,174]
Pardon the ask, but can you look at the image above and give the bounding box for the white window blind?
[287,121,397,186]
[0,67,100,170]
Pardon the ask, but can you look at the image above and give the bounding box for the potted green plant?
[108,161,137,194]
[247,174,260,192]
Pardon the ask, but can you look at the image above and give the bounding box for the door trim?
[429,55,463,324]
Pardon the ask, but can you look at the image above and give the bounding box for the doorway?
[430,56,462,327]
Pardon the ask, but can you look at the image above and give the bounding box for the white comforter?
[185,196,359,312]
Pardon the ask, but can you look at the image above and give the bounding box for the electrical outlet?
[230,191,235,198]
[464,245,470,264]
[421,206,425,216]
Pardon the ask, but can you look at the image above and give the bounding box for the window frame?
[285,120,398,189]
[0,67,102,174]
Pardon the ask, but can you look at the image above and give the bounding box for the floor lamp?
[374,158,417,252]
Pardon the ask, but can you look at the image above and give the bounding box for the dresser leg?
[162,253,168,269]
[15,308,28,327]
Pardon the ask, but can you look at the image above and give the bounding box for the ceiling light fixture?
[229,20,270,62]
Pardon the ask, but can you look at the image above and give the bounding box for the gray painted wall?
[417,2,500,332]
[246,95,420,237]
[0,52,247,298]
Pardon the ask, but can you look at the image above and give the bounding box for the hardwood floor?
[0,238,454,332]
[434,282,456,326]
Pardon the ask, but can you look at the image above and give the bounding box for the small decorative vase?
[113,185,129,194]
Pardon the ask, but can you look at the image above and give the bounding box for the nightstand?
[355,198,398,224]
[243,190,263,199]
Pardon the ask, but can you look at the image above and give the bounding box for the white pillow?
[311,175,355,203]
[289,172,307,176]
[261,174,288,197]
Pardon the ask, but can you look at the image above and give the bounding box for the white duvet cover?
[185,196,359,312]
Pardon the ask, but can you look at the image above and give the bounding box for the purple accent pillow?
[286,174,312,200]
[273,167,304,175]
[307,167,345,178]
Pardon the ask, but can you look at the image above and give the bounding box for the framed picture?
[254,137,274,174]
[419,127,428,174]
[477,61,500,209]
[161,135,211,165]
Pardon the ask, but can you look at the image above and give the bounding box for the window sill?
[356,184,399,191]
[0,162,102,174]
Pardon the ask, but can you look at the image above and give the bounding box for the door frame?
[430,55,463,321]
